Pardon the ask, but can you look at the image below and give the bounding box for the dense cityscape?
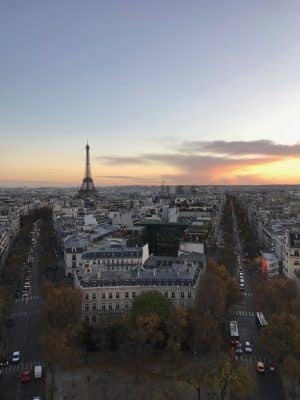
[0,143,299,399]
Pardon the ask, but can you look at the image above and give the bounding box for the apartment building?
[283,231,300,283]
[74,252,206,324]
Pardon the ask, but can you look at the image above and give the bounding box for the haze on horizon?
[0,0,300,187]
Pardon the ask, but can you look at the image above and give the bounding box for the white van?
[34,365,43,379]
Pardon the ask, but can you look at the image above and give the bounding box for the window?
[109,292,112,299]
[295,250,299,257]
[116,303,120,310]
[181,292,185,298]
[188,303,192,310]
[125,292,129,298]
[171,292,175,298]
[132,292,136,298]
[116,292,120,298]
[109,304,112,310]
[92,303,96,311]
[85,294,89,300]
[92,315,96,323]
[92,293,96,300]
[84,316,89,324]
[101,304,105,310]
[164,292,168,298]
[188,291,192,298]
[102,293,105,299]
[84,304,89,312]
[125,303,129,309]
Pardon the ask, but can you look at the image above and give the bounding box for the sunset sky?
[1,1,300,186]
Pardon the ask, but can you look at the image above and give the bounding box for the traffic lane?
[1,371,20,400]
[20,376,44,400]
[6,312,29,360]
[255,368,285,400]
[22,307,43,361]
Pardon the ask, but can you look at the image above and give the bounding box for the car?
[21,370,32,383]
[12,351,20,363]
[256,361,265,373]
[235,343,243,355]
[32,397,41,400]
[269,363,276,372]
[240,285,245,291]
[240,279,245,284]
[244,341,252,353]
[0,357,9,368]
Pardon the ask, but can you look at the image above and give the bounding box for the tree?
[43,282,82,331]
[282,356,300,400]
[213,355,254,400]
[190,311,222,354]
[165,307,189,353]
[261,313,300,363]
[254,277,298,316]
[131,291,172,322]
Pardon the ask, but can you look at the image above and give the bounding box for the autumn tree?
[43,282,82,331]
[165,307,189,353]
[282,356,300,400]
[261,313,300,363]
[213,355,254,400]
[254,277,299,315]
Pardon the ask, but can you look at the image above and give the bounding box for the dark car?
[21,370,32,383]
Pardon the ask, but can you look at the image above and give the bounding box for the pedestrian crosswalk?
[231,310,255,318]
[235,353,272,364]
[0,360,44,376]
[15,295,40,304]
[244,292,252,297]
[8,310,39,319]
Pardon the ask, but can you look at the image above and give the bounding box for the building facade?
[74,253,206,324]
[283,231,300,283]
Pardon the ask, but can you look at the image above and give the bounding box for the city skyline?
[1,1,300,186]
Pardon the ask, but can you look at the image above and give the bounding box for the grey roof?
[64,233,90,249]
[76,254,206,288]
[82,245,143,259]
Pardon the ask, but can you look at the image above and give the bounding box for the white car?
[244,341,252,353]
[12,351,20,363]
[240,279,245,284]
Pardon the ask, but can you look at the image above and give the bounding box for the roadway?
[230,203,285,400]
[1,224,45,400]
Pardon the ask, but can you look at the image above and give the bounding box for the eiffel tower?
[78,142,97,198]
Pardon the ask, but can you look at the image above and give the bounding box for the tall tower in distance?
[78,142,97,198]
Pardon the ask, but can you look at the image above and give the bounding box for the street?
[1,225,45,400]
[231,204,285,400]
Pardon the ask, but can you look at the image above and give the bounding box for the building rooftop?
[76,253,206,288]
